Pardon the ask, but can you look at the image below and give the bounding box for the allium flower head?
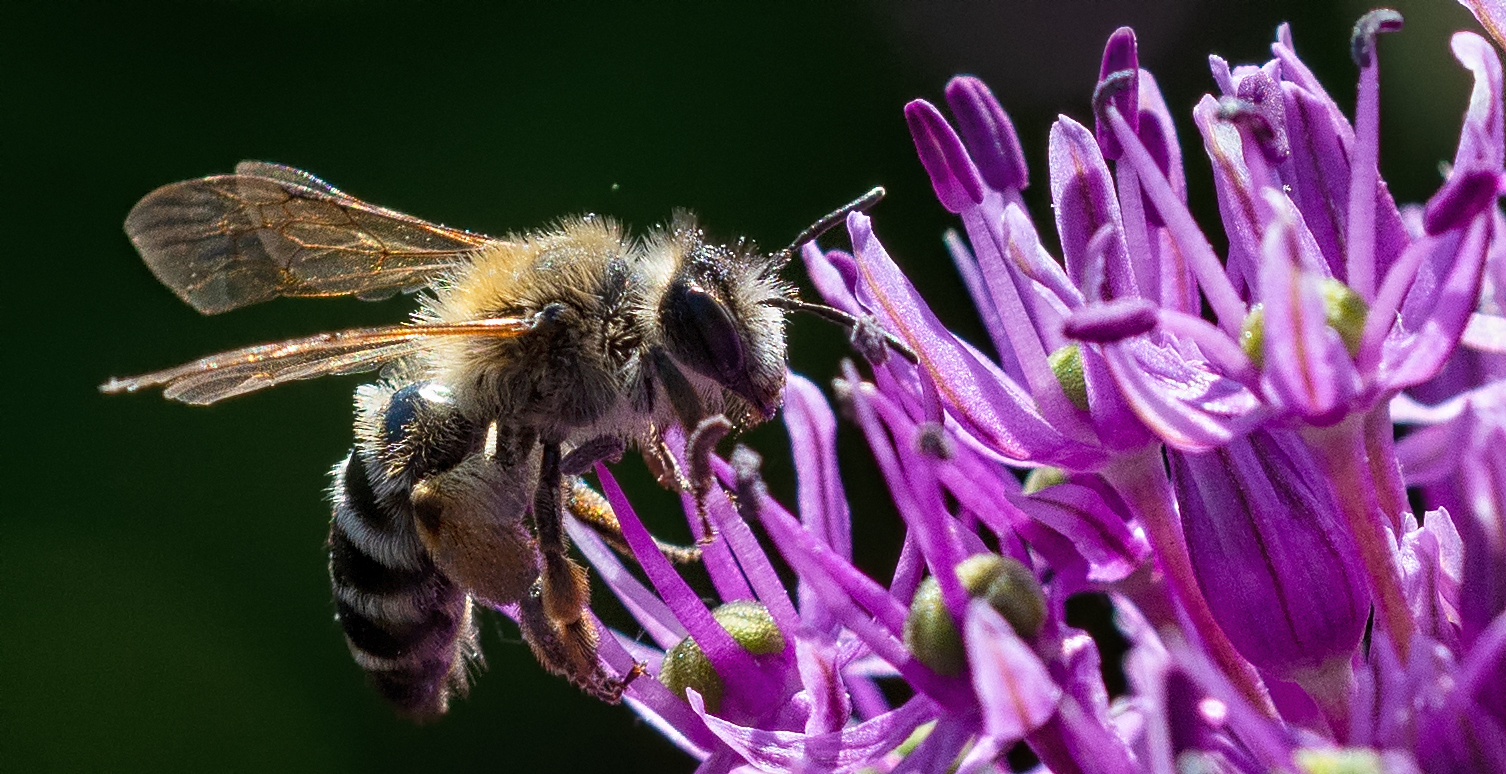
[548,9,1506,773]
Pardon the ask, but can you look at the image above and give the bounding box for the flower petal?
[964,599,1062,740]
[846,211,1095,467]
[688,689,940,774]
[906,99,985,214]
[945,75,1028,194]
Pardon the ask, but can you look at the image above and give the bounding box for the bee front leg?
[565,478,703,564]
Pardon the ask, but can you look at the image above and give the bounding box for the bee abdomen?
[329,383,484,717]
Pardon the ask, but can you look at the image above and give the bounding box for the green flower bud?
[711,600,785,655]
[1240,303,1266,368]
[1047,344,1089,411]
[957,554,1046,640]
[904,576,964,675]
[658,601,784,712]
[658,635,723,712]
[1240,281,1368,369]
[1022,465,1068,494]
[1293,748,1384,774]
[1320,278,1368,357]
[903,554,1047,675]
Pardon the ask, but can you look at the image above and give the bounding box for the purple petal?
[1458,1,1506,52]
[1100,336,1263,451]
[784,375,851,633]
[1415,614,1506,772]
[595,463,768,711]
[1280,81,1356,278]
[847,378,969,623]
[1136,69,1187,240]
[951,201,1090,433]
[1094,28,1139,160]
[906,99,985,214]
[1062,297,1159,343]
[1003,202,1084,310]
[1155,310,1260,389]
[1394,397,1479,485]
[1210,54,1235,96]
[1397,508,1464,652]
[794,635,852,735]
[698,457,801,635]
[890,718,974,774]
[1257,194,1361,423]
[1232,70,1291,163]
[1106,101,1247,332]
[1463,311,1506,352]
[687,691,941,774]
[1049,117,1137,300]
[1450,31,1505,173]
[965,600,1061,740]
[1171,431,1369,679]
[1192,94,1265,298]
[743,469,971,705]
[1345,9,1405,300]
[1425,169,1501,236]
[945,76,1028,193]
[799,242,861,316]
[566,519,686,649]
[943,229,1014,369]
[1014,481,1150,582]
[592,621,720,753]
[845,212,1096,467]
[1384,216,1492,388]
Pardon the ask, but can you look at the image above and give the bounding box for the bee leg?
[532,442,592,626]
[559,435,626,476]
[409,453,539,609]
[516,586,642,703]
[565,478,703,564]
[684,415,734,544]
[642,437,691,492]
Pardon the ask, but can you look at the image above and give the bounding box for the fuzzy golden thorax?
[415,214,793,446]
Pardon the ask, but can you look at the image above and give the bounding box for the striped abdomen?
[328,381,483,718]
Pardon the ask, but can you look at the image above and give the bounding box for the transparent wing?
[100,318,532,405]
[124,162,498,315]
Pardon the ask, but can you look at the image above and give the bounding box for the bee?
[101,161,902,718]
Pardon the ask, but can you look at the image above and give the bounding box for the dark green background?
[3,1,1477,771]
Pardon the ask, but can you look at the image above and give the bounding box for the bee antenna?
[763,296,918,364]
[780,187,885,256]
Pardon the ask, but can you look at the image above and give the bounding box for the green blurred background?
[2,1,1480,771]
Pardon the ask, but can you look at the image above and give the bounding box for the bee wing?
[100,318,533,405]
[124,162,498,315]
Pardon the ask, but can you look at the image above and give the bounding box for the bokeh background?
[2,1,1481,771]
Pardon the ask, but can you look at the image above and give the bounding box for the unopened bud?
[904,554,1046,675]
[1240,303,1266,368]
[1320,278,1368,357]
[1048,344,1089,411]
[658,601,784,712]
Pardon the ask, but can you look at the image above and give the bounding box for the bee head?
[658,239,791,424]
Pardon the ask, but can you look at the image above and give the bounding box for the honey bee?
[101,161,898,718]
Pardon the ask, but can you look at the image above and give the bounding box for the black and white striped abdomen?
[328,381,483,718]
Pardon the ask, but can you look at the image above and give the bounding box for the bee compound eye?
[662,281,746,385]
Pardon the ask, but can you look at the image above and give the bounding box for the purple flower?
[533,11,1506,774]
